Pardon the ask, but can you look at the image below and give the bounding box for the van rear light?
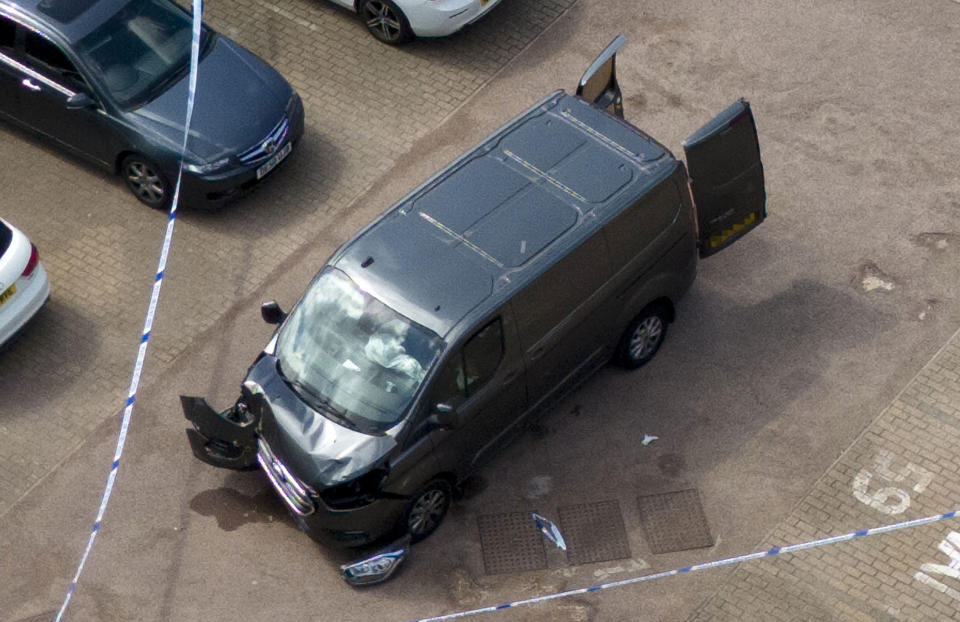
[22,243,39,278]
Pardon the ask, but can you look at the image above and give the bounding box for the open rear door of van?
[683,99,766,258]
[576,34,626,118]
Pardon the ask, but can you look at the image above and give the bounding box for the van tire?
[402,479,451,542]
[616,305,669,369]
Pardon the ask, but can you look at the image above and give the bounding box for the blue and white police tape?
[55,2,203,619]
[411,508,959,622]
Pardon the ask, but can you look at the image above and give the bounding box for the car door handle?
[21,78,41,92]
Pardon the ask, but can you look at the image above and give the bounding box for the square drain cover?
[638,489,713,554]
[558,499,631,565]
[477,511,547,575]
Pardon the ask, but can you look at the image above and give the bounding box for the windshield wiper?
[276,362,358,431]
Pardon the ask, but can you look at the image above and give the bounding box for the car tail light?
[22,243,39,278]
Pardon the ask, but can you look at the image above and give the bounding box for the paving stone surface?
[687,334,960,621]
[0,0,576,516]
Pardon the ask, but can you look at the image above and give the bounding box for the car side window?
[434,318,505,407]
[23,30,85,89]
[0,16,15,51]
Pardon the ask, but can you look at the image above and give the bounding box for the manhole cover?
[477,511,547,575]
[637,489,713,554]
[558,499,631,565]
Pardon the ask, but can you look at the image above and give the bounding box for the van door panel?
[683,99,765,257]
[603,176,684,297]
[598,171,692,340]
[427,309,528,475]
[513,233,612,403]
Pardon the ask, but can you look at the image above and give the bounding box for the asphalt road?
[1,0,958,620]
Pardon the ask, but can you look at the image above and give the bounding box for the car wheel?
[359,0,414,45]
[121,154,171,210]
[617,304,669,369]
[403,479,451,542]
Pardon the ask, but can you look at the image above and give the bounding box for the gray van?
[181,36,765,549]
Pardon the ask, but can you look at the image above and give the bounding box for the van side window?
[434,318,504,405]
[512,233,609,349]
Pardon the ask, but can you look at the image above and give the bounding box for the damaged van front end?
[182,355,408,547]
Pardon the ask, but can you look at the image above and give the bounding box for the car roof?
[2,0,132,43]
[334,90,678,339]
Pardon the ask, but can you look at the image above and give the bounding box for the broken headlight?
[319,468,388,510]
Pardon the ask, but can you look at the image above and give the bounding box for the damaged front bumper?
[182,395,259,470]
[182,394,317,518]
[181,394,407,547]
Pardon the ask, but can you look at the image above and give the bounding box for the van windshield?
[275,268,443,433]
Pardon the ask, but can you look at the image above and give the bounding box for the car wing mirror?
[66,92,95,110]
[429,402,458,429]
[260,300,287,325]
[576,34,626,119]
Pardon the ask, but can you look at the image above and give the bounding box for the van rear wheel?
[617,305,669,369]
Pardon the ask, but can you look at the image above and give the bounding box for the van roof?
[335,91,678,338]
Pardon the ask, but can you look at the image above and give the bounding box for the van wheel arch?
[645,297,675,323]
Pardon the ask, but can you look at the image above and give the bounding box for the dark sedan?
[0,0,304,209]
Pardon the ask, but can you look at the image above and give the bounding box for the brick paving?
[0,0,576,515]
[688,332,960,621]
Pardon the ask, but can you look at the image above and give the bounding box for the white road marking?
[592,559,650,579]
[915,531,960,602]
[259,0,319,32]
[852,450,933,515]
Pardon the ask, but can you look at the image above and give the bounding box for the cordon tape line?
[55,1,203,619]
[409,508,959,622]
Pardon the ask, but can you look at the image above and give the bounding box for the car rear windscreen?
[36,0,100,24]
[0,221,11,257]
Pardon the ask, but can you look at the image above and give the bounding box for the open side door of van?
[576,34,626,119]
[683,99,766,258]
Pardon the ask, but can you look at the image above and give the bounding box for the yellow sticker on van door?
[709,212,756,248]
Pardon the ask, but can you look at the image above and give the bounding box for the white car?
[0,218,49,347]
[338,0,503,44]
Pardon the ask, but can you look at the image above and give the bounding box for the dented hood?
[243,355,397,489]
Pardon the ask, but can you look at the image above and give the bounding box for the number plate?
[0,283,16,307]
[256,142,292,180]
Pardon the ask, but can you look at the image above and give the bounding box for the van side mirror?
[260,301,287,325]
[576,34,626,119]
[430,403,458,429]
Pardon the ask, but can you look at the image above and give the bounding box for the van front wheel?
[402,479,451,542]
[617,306,669,369]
